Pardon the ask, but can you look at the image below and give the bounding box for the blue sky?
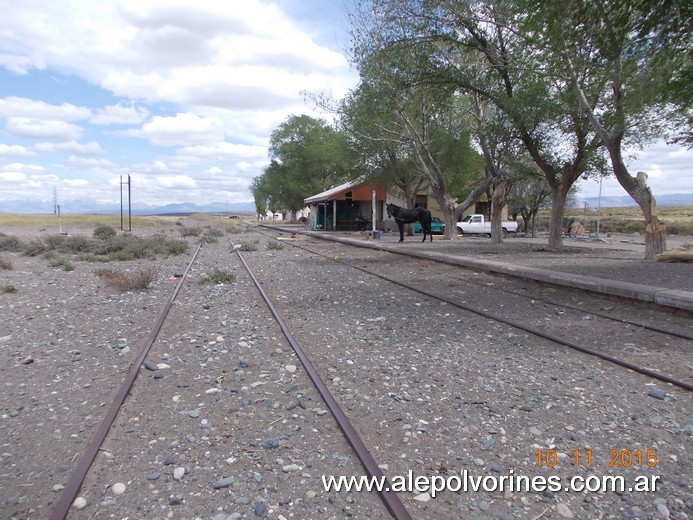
[0,1,690,212]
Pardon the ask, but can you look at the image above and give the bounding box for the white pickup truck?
[456,214,519,237]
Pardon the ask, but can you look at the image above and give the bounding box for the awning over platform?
[304,179,386,204]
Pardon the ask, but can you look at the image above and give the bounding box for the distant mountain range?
[0,199,257,215]
[0,192,690,215]
[579,193,693,208]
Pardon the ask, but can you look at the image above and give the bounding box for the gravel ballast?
[0,218,690,520]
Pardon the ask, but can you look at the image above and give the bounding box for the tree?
[522,0,689,258]
[348,0,605,250]
[339,82,431,214]
[254,115,353,218]
[508,171,552,237]
[249,174,269,218]
[346,9,490,240]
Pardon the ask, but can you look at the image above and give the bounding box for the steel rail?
[50,243,202,520]
[278,238,693,393]
[451,274,693,342]
[235,250,413,520]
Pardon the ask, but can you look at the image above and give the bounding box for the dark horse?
[386,203,433,242]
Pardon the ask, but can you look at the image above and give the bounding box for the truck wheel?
[502,228,508,238]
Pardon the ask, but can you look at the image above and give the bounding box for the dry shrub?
[94,267,157,291]
[48,257,75,271]
[22,239,50,257]
[0,257,12,270]
[0,234,23,252]
[93,225,117,240]
[198,268,236,285]
[179,226,202,237]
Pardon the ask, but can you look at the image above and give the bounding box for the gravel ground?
[0,217,691,520]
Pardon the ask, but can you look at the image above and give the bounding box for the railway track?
[267,234,692,391]
[39,229,691,520]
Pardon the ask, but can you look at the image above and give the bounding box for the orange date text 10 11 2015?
[535,449,658,468]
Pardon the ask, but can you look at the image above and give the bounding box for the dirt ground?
[0,217,690,520]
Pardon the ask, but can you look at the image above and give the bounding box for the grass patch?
[0,257,12,270]
[1,231,188,263]
[94,267,157,291]
[237,242,258,252]
[179,226,203,237]
[534,206,693,236]
[266,241,284,251]
[0,213,172,230]
[198,268,236,285]
[47,256,75,271]
[93,225,117,240]
[2,285,17,294]
[0,234,22,252]
[201,228,225,244]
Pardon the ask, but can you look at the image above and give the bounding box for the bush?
[23,239,49,257]
[57,236,92,253]
[204,228,225,238]
[94,267,157,291]
[179,226,202,237]
[198,268,236,285]
[0,257,12,270]
[93,225,117,240]
[266,241,284,251]
[0,234,23,252]
[2,285,17,294]
[48,257,75,271]
[201,228,225,244]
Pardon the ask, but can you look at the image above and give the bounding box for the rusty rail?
[50,244,202,520]
[236,250,413,520]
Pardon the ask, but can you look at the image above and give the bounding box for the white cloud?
[91,103,149,125]
[1,162,46,174]
[579,141,693,199]
[0,96,91,120]
[177,141,267,160]
[122,113,225,146]
[0,170,27,182]
[64,178,90,186]
[155,174,197,188]
[0,144,34,157]
[6,118,83,141]
[31,141,104,155]
[65,156,117,169]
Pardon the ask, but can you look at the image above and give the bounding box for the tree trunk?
[490,177,511,244]
[573,84,666,259]
[439,194,459,240]
[438,177,494,240]
[630,172,667,260]
[603,144,667,259]
[547,186,567,250]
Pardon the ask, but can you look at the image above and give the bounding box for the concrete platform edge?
[299,230,693,312]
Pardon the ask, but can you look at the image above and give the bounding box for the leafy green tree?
[255,115,353,218]
[521,0,689,258]
[249,174,269,218]
[348,0,605,250]
[508,171,553,237]
[339,81,431,211]
[344,33,489,239]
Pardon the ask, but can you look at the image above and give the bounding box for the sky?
[0,0,690,213]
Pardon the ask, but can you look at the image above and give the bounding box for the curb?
[299,231,693,312]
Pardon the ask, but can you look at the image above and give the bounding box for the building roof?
[304,179,362,204]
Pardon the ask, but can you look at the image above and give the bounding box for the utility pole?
[127,175,132,232]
